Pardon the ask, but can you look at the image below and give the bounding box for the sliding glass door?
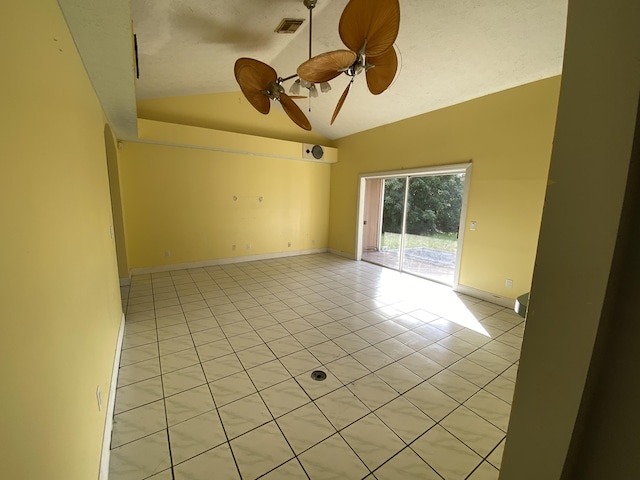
[360,167,468,286]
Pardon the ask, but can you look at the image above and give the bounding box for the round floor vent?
[311,370,327,381]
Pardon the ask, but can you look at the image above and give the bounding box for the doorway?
[357,164,471,286]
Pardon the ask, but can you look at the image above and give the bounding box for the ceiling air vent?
[275,18,305,34]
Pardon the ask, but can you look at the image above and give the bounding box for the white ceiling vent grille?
[275,18,304,34]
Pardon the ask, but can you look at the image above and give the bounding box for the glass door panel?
[401,174,464,285]
[363,177,406,271]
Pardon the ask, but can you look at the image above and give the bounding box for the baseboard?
[129,248,329,276]
[454,284,517,309]
[119,277,130,287]
[99,313,125,480]
[328,248,356,260]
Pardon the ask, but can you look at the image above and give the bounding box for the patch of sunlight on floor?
[376,268,492,337]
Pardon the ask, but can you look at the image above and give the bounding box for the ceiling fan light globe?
[300,78,312,89]
[320,81,332,93]
[309,84,319,98]
[289,79,301,95]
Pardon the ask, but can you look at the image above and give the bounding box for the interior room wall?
[330,77,561,299]
[137,91,335,146]
[500,0,640,478]
[0,0,123,478]
[118,140,331,270]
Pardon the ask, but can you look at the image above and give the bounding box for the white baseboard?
[328,248,356,260]
[454,284,517,309]
[119,277,130,287]
[129,248,329,276]
[99,313,125,480]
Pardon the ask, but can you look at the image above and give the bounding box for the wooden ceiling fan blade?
[280,93,312,131]
[366,47,398,95]
[339,0,400,58]
[234,58,277,114]
[331,80,353,125]
[288,96,308,100]
[297,50,357,83]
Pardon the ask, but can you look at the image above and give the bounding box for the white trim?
[356,178,367,260]
[129,249,328,276]
[119,277,130,287]
[328,249,356,260]
[357,163,473,180]
[453,164,473,287]
[99,313,125,480]
[454,284,516,309]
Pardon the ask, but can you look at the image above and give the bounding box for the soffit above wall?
[57,0,138,140]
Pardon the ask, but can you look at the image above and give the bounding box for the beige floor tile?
[374,447,441,480]
[168,410,226,464]
[341,413,405,470]
[299,434,369,480]
[173,443,239,480]
[231,421,294,479]
[412,425,482,479]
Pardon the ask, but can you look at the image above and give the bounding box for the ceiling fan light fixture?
[320,81,332,93]
[309,84,318,98]
[299,78,312,89]
[289,79,301,95]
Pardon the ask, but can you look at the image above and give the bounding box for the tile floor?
[110,253,523,480]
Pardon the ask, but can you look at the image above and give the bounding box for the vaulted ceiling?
[60,0,568,141]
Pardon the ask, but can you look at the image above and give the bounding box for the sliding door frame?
[355,162,473,287]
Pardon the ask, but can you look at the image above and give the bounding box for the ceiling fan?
[297,0,400,125]
[233,0,400,130]
[234,58,311,131]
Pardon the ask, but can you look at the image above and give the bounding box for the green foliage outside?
[382,175,464,236]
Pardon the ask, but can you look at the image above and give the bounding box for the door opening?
[357,164,471,286]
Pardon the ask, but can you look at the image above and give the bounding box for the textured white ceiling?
[63,0,568,141]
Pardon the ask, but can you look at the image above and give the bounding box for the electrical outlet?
[246,244,251,250]
[505,279,513,288]
[232,244,236,251]
[164,250,171,257]
[96,385,102,411]
[470,221,477,231]
[288,242,291,247]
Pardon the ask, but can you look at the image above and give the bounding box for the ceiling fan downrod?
[304,0,317,59]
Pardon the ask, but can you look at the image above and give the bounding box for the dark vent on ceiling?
[275,18,305,34]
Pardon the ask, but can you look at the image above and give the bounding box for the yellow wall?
[118,138,331,270]
[330,77,561,298]
[138,91,335,146]
[0,1,122,478]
